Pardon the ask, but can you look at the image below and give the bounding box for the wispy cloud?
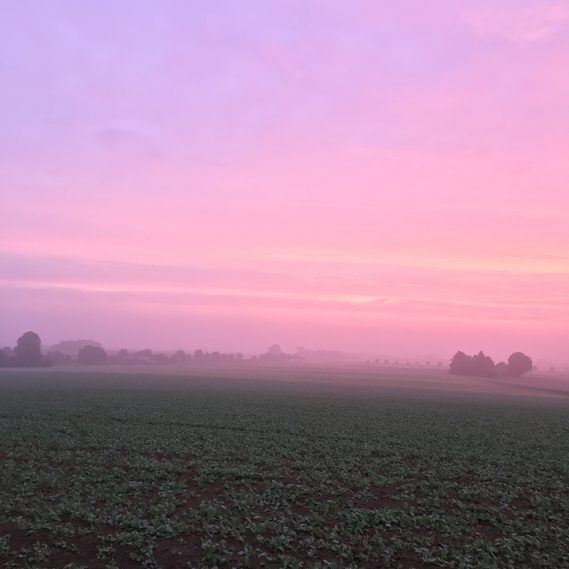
[466,2,569,45]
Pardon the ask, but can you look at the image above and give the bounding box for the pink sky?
[2,1,569,362]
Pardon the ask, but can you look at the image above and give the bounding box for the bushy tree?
[135,349,152,359]
[450,350,533,379]
[15,331,43,366]
[116,349,129,362]
[173,349,186,363]
[49,339,101,357]
[507,352,533,377]
[449,351,472,375]
[152,353,168,364]
[267,344,282,357]
[495,362,509,377]
[78,345,108,365]
[46,350,70,365]
[449,350,495,378]
[472,351,496,377]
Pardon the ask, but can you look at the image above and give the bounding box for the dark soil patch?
[155,535,203,568]
[475,522,503,541]
[352,484,402,509]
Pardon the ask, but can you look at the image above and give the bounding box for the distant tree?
[173,349,186,363]
[108,349,129,364]
[194,349,204,360]
[450,350,495,378]
[152,353,169,364]
[449,351,472,375]
[495,362,509,377]
[507,352,533,378]
[135,349,152,359]
[267,344,282,357]
[78,345,108,365]
[260,344,299,361]
[49,339,101,357]
[46,350,70,365]
[471,351,495,377]
[15,331,43,366]
[117,349,129,362]
[0,347,15,367]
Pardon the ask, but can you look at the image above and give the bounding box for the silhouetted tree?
[49,339,101,358]
[507,352,533,378]
[194,349,204,360]
[46,350,70,365]
[78,345,108,365]
[15,331,43,366]
[173,349,186,363]
[135,349,152,359]
[472,351,495,377]
[449,351,471,375]
[450,350,495,378]
[116,349,129,362]
[0,347,15,367]
[495,362,509,377]
[152,353,169,364]
[267,344,282,357]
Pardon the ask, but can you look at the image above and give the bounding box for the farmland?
[1,366,569,568]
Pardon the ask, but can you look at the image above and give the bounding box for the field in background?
[3,363,569,402]
[1,366,569,568]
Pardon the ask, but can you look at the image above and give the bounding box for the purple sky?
[2,1,569,362]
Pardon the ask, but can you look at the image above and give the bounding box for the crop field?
[1,367,569,569]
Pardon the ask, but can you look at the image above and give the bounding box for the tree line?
[0,331,535,377]
[0,332,298,367]
[449,350,533,378]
